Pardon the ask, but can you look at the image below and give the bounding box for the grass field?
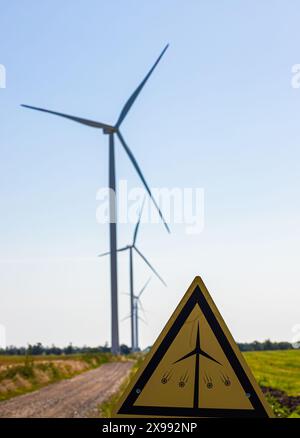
[243,350,300,417]
[244,350,300,397]
[100,350,300,418]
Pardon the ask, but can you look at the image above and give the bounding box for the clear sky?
[1,1,300,348]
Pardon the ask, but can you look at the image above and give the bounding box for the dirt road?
[0,362,132,418]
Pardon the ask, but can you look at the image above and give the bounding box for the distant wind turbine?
[99,200,166,352]
[133,277,151,351]
[122,277,151,352]
[21,45,170,354]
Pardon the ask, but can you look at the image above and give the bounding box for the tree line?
[0,339,296,356]
[238,339,294,351]
[0,342,131,356]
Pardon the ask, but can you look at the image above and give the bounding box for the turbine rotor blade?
[117,246,130,253]
[138,277,151,298]
[133,196,146,246]
[121,314,132,322]
[137,314,147,324]
[98,246,128,257]
[116,44,169,128]
[134,246,166,286]
[98,251,111,258]
[21,105,115,132]
[117,131,170,233]
[137,300,146,317]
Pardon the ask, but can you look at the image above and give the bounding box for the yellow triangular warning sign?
[115,276,273,418]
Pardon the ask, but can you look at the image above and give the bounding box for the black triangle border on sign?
[118,284,269,418]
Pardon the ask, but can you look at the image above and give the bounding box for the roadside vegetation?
[99,354,143,418]
[0,353,117,401]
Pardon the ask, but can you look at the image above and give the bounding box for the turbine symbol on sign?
[173,323,221,407]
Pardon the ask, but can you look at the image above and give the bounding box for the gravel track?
[0,362,132,418]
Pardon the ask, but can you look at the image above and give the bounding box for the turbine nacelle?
[103,126,118,135]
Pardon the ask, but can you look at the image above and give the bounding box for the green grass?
[243,350,300,396]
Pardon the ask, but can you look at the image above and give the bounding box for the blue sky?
[1,1,300,348]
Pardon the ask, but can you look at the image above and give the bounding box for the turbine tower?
[21,45,170,354]
[99,201,166,352]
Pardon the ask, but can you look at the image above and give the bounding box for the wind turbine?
[133,277,151,352]
[99,201,166,352]
[21,45,170,354]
